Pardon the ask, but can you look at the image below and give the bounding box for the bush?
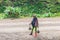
[4,6,22,18]
[0,13,7,19]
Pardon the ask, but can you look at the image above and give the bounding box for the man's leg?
[35,27,37,37]
[35,27,37,32]
[30,26,34,35]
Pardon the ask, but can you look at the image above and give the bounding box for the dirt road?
[0,18,60,40]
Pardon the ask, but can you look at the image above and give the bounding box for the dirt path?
[0,18,60,40]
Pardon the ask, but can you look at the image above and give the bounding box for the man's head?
[33,14,36,17]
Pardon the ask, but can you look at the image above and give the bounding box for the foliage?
[0,0,60,19]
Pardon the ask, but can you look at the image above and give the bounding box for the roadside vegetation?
[0,0,60,19]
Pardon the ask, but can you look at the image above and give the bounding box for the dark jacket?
[31,17,38,27]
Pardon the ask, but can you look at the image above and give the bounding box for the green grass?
[0,12,60,19]
[0,13,6,19]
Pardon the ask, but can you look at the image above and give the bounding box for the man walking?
[29,15,39,35]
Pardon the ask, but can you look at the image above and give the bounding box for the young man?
[29,15,39,35]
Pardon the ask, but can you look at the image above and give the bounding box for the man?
[29,15,39,35]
